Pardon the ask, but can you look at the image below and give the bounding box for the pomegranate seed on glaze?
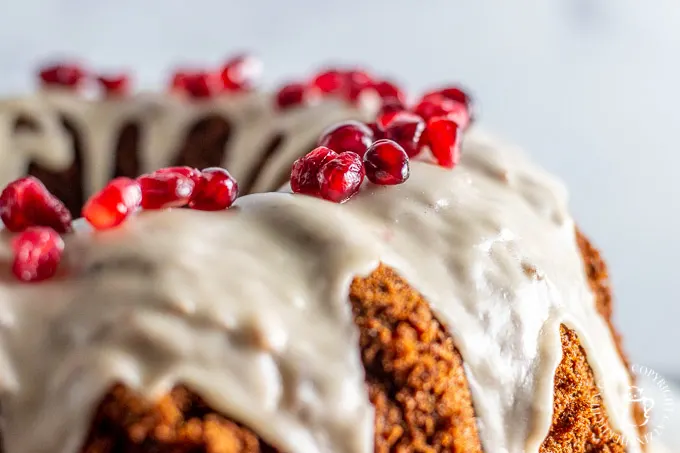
[275,82,320,110]
[413,94,471,129]
[376,99,407,129]
[154,166,202,185]
[189,168,239,211]
[364,139,410,185]
[426,117,462,169]
[344,69,375,102]
[221,54,262,91]
[311,69,346,94]
[317,152,365,203]
[82,177,142,230]
[181,72,223,99]
[138,172,195,210]
[0,176,72,233]
[97,74,130,97]
[377,109,421,130]
[39,63,87,88]
[383,115,426,158]
[11,227,64,282]
[372,80,406,104]
[290,146,339,196]
[317,120,374,157]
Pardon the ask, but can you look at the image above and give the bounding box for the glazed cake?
[0,60,647,453]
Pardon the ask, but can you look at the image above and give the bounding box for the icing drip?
[0,90,370,198]
[0,129,640,453]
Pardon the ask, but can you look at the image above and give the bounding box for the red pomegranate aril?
[276,82,320,110]
[170,71,190,91]
[221,54,262,91]
[317,120,374,157]
[311,69,346,94]
[0,176,72,233]
[344,69,375,101]
[317,152,365,203]
[97,74,130,96]
[11,227,64,282]
[383,115,426,158]
[435,86,472,106]
[181,72,222,99]
[444,100,472,130]
[376,99,407,129]
[138,172,195,210]
[39,63,86,88]
[364,140,410,185]
[427,117,462,169]
[82,177,142,230]
[372,80,406,104]
[290,146,339,196]
[189,168,239,211]
[413,95,471,129]
[154,166,202,185]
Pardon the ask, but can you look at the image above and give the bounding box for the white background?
[0,0,678,377]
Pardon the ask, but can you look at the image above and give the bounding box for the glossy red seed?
[0,176,72,233]
[311,69,346,94]
[97,74,130,96]
[275,82,320,110]
[82,177,142,230]
[376,99,407,129]
[435,86,472,106]
[383,115,426,158]
[290,146,339,196]
[413,94,471,129]
[189,168,239,211]
[372,80,406,104]
[364,139,410,185]
[344,69,375,102]
[39,63,86,88]
[317,120,374,157]
[155,166,202,185]
[181,72,223,99]
[444,101,471,130]
[11,227,64,282]
[317,152,365,203]
[221,54,262,91]
[138,172,195,210]
[426,117,462,169]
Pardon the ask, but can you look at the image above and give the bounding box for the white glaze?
[0,89,371,197]
[0,129,641,453]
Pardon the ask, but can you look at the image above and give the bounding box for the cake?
[0,60,648,453]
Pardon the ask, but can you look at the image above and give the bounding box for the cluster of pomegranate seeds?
[11,227,64,282]
[170,54,262,99]
[317,121,374,157]
[82,177,142,230]
[364,140,410,185]
[0,176,72,233]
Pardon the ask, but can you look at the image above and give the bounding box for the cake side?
[0,130,643,453]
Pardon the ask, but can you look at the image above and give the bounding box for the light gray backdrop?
[1,0,678,377]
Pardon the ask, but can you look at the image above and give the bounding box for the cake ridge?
[0,128,641,453]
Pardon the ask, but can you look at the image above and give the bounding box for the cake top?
[0,67,641,453]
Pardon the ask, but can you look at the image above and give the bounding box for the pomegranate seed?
[82,177,142,230]
[11,227,64,282]
[317,121,374,157]
[383,115,426,158]
[138,172,195,210]
[344,69,375,102]
[372,80,406,104]
[189,168,239,211]
[413,94,471,129]
[364,140,410,185]
[0,176,72,233]
[290,146,339,196]
[429,86,472,106]
[221,54,262,91]
[317,152,365,203]
[426,117,462,169]
[154,166,202,185]
[311,69,346,94]
[377,109,420,130]
[97,74,130,97]
[170,71,190,91]
[39,63,86,88]
[181,72,223,99]
[366,122,384,140]
[376,99,407,129]
[275,82,320,110]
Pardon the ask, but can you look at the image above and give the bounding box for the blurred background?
[0,0,678,380]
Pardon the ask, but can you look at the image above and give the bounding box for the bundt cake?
[0,60,648,453]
